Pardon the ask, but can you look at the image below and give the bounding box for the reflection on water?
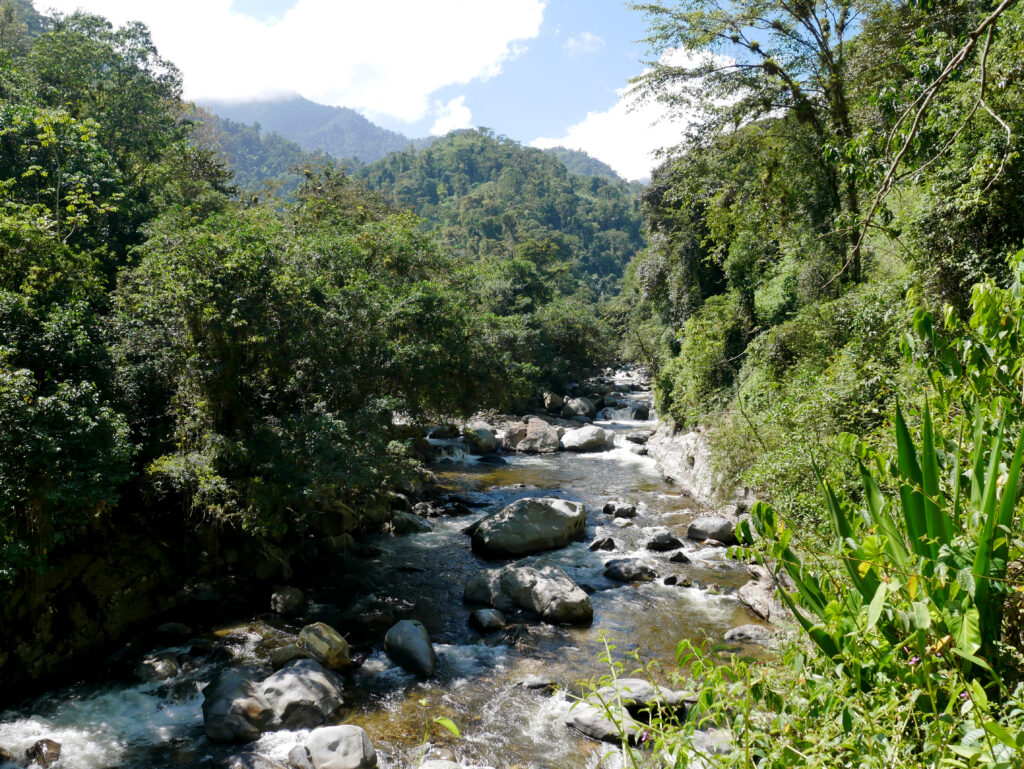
[0,385,767,769]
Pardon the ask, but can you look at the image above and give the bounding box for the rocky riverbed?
[0,368,779,769]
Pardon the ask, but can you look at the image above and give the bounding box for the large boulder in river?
[304,725,377,769]
[560,396,597,420]
[515,418,560,454]
[384,619,436,677]
[463,422,498,454]
[464,565,593,624]
[202,668,276,743]
[500,422,528,451]
[389,511,433,535]
[561,425,615,452]
[501,565,593,624]
[260,659,345,729]
[297,623,351,670]
[687,516,737,545]
[471,497,587,556]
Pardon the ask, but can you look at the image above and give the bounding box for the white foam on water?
[0,682,202,769]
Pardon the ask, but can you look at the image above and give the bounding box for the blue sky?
[45,0,700,179]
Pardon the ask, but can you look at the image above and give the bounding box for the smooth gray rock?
[469,608,506,632]
[466,565,592,624]
[560,425,615,452]
[384,619,436,677]
[625,431,650,445]
[646,532,684,552]
[297,623,351,670]
[271,587,307,616]
[687,517,737,545]
[305,725,377,769]
[203,668,275,743]
[603,559,657,583]
[270,644,306,668]
[516,418,560,454]
[260,659,345,729]
[561,396,597,419]
[471,497,587,556]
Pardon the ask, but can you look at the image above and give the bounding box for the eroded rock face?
[515,418,560,454]
[202,668,276,743]
[260,659,345,729]
[305,725,377,769]
[471,497,587,557]
[384,619,436,677]
[500,422,528,451]
[297,623,351,670]
[560,425,615,452]
[465,565,592,624]
[687,517,737,545]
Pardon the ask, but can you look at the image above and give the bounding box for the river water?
[0,378,764,769]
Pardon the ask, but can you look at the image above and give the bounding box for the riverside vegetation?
[2,0,1024,766]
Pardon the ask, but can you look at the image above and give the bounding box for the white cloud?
[563,31,604,57]
[42,0,545,123]
[430,95,472,136]
[531,49,730,181]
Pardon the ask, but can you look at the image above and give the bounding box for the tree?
[631,0,867,281]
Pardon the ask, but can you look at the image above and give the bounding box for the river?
[0,374,764,769]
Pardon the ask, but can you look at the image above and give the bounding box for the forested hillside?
[202,94,414,163]
[360,129,645,295]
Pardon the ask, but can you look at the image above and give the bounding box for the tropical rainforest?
[2,0,1024,764]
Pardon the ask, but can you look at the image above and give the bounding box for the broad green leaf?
[912,601,931,630]
[949,607,982,657]
[866,583,886,631]
[432,716,461,739]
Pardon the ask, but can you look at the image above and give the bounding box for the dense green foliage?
[0,6,522,579]
[613,0,1024,764]
[541,146,622,181]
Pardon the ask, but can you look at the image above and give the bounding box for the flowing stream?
[0,374,765,769]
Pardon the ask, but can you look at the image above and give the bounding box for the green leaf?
[866,582,886,631]
[949,606,982,657]
[912,601,931,630]
[957,568,976,598]
[432,716,461,739]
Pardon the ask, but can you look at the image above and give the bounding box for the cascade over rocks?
[226,753,289,769]
[25,739,61,768]
[384,619,436,677]
[471,497,587,556]
[464,565,593,624]
[564,678,692,745]
[560,425,615,452]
